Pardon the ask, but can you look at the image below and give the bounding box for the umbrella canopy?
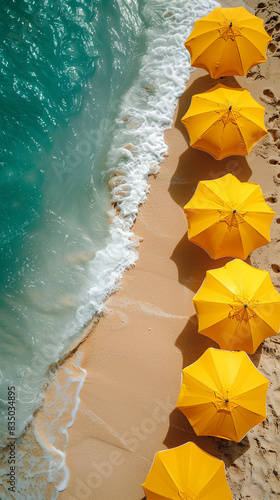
[177,348,269,442]
[184,173,275,259]
[181,84,267,159]
[193,259,280,353]
[185,6,272,78]
[142,441,233,500]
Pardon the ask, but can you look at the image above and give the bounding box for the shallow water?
[0,0,145,445]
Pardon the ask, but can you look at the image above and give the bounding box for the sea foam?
[76,0,220,325]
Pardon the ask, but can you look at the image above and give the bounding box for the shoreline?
[29,0,280,498]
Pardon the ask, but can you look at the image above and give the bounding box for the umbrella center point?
[218,23,242,41]
[221,105,237,125]
[228,299,259,322]
[218,209,241,228]
[213,391,237,412]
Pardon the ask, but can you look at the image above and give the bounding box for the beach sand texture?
[18,0,280,498]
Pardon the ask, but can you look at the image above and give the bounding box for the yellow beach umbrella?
[193,259,280,353]
[142,441,233,500]
[177,348,269,442]
[181,84,267,159]
[184,173,275,259]
[185,6,272,78]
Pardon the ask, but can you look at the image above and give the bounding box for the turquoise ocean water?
[0,0,218,497]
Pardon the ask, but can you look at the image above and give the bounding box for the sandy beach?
[32,0,280,498]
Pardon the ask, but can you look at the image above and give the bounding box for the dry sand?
[33,0,280,498]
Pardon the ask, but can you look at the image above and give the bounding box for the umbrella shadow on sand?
[163,407,250,469]
[170,232,254,294]
[169,148,252,212]
[170,231,231,293]
[168,74,253,211]
[176,314,262,370]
